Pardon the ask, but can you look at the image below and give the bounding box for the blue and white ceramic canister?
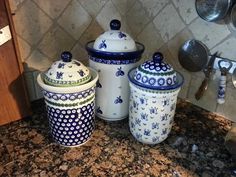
[37,51,99,147]
[86,19,144,121]
[128,52,184,144]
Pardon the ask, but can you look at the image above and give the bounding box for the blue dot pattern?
[46,102,95,146]
[141,60,172,72]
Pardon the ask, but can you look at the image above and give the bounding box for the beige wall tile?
[140,0,169,18]
[172,0,198,24]
[187,73,218,112]
[177,68,191,99]
[79,20,104,46]
[8,0,236,122]
[167,28,194,65]
[33,0,71,19]
[153,4,185,42]
[24,50,52,72]
[189,18,231,49]
[33,71,44,100]
[38,26,76,59]
[211,36,236,61]
[96,1,121,31]
[17,36,31,61]
[71,43,89,66]
[24,72,36,101]
[112,0,136,15]
[13,0,53,45]
[137,22,164,58]
[78,0,108,17]
[57,0,92,40]
[216,86,236,122]
[8,0,25,13]
[126,1,150,37]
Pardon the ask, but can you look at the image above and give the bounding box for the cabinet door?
[0,0,31,125]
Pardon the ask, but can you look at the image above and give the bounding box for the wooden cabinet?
[0,0,31,125]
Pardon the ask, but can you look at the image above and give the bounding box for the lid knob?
[61,51,72,62]
[110,19,121,30]
[153,52,163,63]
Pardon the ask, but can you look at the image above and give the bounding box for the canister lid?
[93,19,137,52]
[43,51,91,87]
[128,52,184,90]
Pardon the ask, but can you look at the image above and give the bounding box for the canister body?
[89,56,140,121]
[37,68,98,147]
[43,86,96,147]
[129,82,180,144]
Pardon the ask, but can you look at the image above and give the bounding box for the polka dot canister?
[37,51,99,147]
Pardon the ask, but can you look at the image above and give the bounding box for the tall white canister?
[128,52,184,144]
[86,19,144,121]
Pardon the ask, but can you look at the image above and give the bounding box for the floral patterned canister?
[128,52,184,144]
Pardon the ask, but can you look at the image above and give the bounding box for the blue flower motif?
[135,118,141,126]
[97,107,103,114]
[78,70,85,77]
[162,99,170,106]
[139,98,145,104]
[56,72,63,79]
[114,96,123,104]
[98,40,107,49]
[130,121,135,128]
[140,113,148,121]
[144,129,151,136]
[161,114,168,121]
[152,136,159,143]
[161,128,168,135]
[150,107,158,114]
[130,105,133,113]
[135,133,142,139]
[152,123,159,129]
[73,61,81,66]
[133,101,139,109]
[58,63,65,69]
[218,86,225,96]
[96,80,102,88]
[115,67,125,77]
[118,32,127,38]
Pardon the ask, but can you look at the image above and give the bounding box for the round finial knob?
[153,52,163,63]
[61,51,72,62]
[110,19,121,30]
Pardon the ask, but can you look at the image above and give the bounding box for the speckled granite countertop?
[0,99,235,177]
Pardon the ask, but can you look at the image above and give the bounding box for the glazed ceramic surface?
[37,52,98,147]
[86,20,144,121]
[93,19,136,52]
[44,51,91,87]
[89,58,139,121]
[128,52,184,144]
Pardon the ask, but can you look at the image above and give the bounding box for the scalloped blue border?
[89,56,140,65]
[128,68,184,90]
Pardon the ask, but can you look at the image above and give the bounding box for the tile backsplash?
[9,0,236,122]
